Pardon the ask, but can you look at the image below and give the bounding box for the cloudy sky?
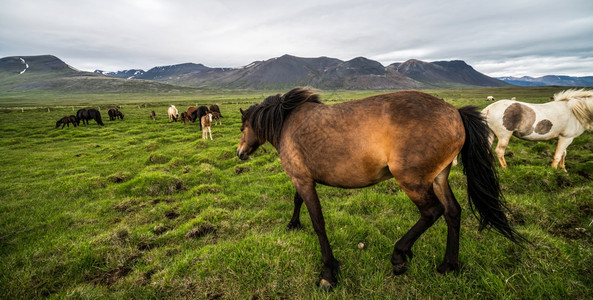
[1,0,592,77]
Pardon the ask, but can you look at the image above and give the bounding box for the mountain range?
[1,54,590,93]
[496,75,593,87]
[94,54,509,90]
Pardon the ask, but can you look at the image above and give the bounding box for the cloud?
[0,0,592,76]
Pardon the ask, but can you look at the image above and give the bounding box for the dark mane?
[245,87,322,145]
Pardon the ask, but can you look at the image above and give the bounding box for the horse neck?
[568,99,593,131]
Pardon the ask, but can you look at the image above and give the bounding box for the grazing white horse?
[168,105,178,122]
[487,96,495,101]
[482,89,593,170]
[201,113,213,140]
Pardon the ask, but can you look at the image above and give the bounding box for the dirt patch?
[107,171,132,183]
[548,220,590,240]
[185,223,217,239]
[152,224,171,235]
[113,199,143,213]
[165,210,180,220]
[87,255,139,286]
[234,165,250,174]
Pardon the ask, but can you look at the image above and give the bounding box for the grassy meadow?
[0,87,592,299]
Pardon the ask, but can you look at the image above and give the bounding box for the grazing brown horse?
[150,110,156,121]
[236,88,524,289]
[180,112,189,124]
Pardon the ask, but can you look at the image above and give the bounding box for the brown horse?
[180,112,189,124]
[236,88,524,289]
[211,111,222,125]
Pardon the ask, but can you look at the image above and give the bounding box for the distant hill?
[0,55,199,93]
[95,54,508,89]
[391,59,507,88]
[497,75,593,87]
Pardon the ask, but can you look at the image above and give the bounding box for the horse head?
[237,108,265,160]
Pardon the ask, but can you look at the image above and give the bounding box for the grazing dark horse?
[108,108,124,121]
[56,115,77,128]
[236,88,524,289]
[209,104,223,118]
[150,110,156,121]
[191,106,210,128]
[76,108,104,126]
[107,108,124,121]
[211,111,222,125]
[68,115,78,126]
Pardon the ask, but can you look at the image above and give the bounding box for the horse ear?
[240,108,245,116]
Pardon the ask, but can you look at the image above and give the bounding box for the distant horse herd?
[55,104,224,140]
[167,104,223,139]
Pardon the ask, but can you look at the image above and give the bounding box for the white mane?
[554,89,593,130]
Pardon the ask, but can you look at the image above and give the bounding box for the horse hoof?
[319,279,334,291]
[287,222,303,230]
[393,262,408,275]
[436,262,459,274]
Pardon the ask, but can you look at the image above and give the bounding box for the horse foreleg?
[208,127,212,140]
[552,137,573,171]
[391,182,444,275]
[294,181,339,289]
[432,167,461,273]
[287,192,304,230]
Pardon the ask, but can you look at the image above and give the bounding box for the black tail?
[458,106,525,244]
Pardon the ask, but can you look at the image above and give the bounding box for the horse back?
[279,91,464,188]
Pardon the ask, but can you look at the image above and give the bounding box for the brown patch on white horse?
[502,103,536,137]
[535,119,553,134]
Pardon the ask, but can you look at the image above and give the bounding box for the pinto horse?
[483,89,593,170]
[236,88,524,289]
[201,113,213,140]
[168,105,178,122]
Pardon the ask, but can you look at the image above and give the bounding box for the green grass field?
[1,87,592,299]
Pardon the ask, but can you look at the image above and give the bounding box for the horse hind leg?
[432,165,461,273]
[391,180,444,275]
[494,133,512,168]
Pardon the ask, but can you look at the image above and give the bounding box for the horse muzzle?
[236,148,249,161]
